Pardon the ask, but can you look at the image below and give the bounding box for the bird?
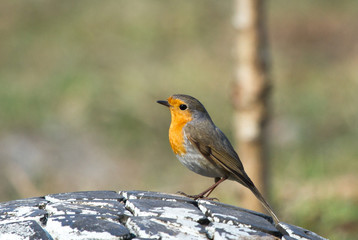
[157,94,283,228]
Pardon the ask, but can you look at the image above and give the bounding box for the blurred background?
[0,1,357,239]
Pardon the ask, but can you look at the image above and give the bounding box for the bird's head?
[157,94,209,124]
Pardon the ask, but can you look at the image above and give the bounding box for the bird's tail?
[232,171,289,235]
[247,182,280,225]
[249,183,290,236]
[233,172,280,225]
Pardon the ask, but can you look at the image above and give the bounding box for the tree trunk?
[232,0,271,213]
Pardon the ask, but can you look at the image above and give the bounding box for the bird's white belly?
[175,138,225,178]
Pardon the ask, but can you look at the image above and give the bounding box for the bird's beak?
[157,100,170,107]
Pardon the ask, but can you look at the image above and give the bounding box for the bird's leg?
[177,176,228,201]
[203,177,226,198]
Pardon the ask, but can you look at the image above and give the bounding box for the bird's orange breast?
[168,97,193,156]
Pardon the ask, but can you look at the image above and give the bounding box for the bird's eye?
[179,104,187,110]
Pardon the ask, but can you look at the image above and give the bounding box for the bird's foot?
[176,191,219,201]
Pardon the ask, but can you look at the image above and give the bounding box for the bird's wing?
[186,123,282,226]
[186,125,252,187]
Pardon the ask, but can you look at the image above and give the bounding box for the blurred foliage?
[0,1,357,239]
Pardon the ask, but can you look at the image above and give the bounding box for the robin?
[157,94,284,228]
